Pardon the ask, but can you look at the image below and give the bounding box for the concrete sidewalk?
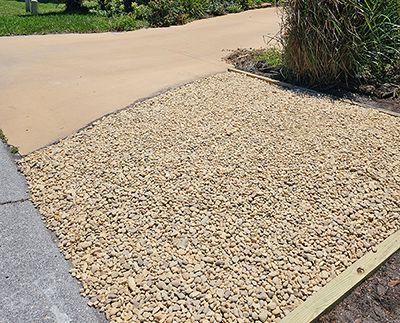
[0,8,279,155]
[0,142,105,323]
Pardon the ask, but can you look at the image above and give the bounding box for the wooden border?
[227,67,400,118]
[281,230,400,323]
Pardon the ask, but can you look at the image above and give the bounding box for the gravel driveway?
[20,73,400,322]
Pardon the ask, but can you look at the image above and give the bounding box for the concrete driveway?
[0,8,279,155]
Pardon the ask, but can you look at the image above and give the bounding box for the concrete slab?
[0,142,105,322]
[0,8,280,155]
[0,143,28,203]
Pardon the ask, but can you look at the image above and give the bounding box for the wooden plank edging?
[227,67,400,118]
[281,230,400,323]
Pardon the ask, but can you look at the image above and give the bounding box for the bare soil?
[317,250,400,323]
[225,48,400,114]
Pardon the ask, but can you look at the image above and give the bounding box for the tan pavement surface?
[0,8,279,155]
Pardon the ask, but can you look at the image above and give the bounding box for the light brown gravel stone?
[20,72,400,322]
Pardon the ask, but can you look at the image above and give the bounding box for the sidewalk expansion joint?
[0,198,29,206]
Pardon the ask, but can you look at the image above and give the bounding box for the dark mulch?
[317,250,400,323]
[225,49,400,114]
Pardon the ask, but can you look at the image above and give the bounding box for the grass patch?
[0,129,19,154]
[9,145,19,154]
[1,0,64,15]
[0,0,147,35]
[0,129,6,142]
[256,47,282,67]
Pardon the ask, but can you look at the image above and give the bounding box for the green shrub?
[207,1,226,16]
[145,0,262,26]
[181,0,207,18]
[131,2,151,19]
[353,0,400,83]
[238,0,255,9]
[147,0,208,26]
[110,13,139,29]
[90,0,148,17]
[65,0,84,12]
[226,3,242,13]
[146,0,177,26]
[281,0,400,87]
[89,0,268,27]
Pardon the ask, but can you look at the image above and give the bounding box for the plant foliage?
[281,0,400,87]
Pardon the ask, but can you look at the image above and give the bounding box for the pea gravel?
[20,72,400,323]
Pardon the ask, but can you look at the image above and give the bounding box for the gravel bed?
[20,72,400,323]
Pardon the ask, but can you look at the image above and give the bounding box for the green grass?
[9,145,19,154]
[0,0,147,36]
[256,47,282,66]
[0,129,6,142]
[1,0,64,15]
[0,129,19,154]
